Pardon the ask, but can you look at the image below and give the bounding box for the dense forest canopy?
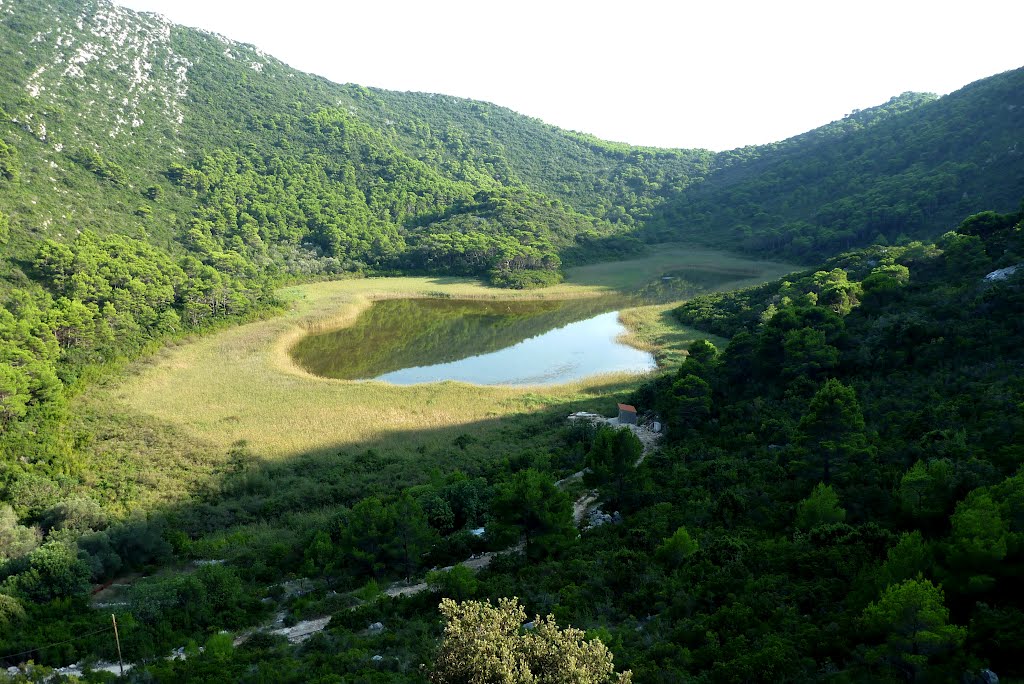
[4,198,1021,683]
[1,0,1024,680]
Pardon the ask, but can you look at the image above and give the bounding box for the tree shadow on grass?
[1,343,664,672]
[160,375,644,537]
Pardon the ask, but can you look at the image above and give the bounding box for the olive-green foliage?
[70,147,127,185]
[427,565,479,602]
[584,427,642,505]
[0,295,62,441]
[948,490,1010,591]
[1,542,90,602]
[663,371,712,433]
[38,497,108,534]
[391,492,438,580]
[36,230,268,336]
[336,497,396,579]
[0,593,25,628]
[654,526,699,567]
[0,227,273,510]
[877,531,933,588]
[0,139,19,182]
[336,493,436,580]
[171,146,406,270]
[0,504,40,562]
[431,597,632,684]
[672,264,861,338]
[127,563,255,644]
[795,379,873,484]
[171,146,598,286]
[898,459,957,522]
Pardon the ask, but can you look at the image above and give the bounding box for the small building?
[617,403,637,425]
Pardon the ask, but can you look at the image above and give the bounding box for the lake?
[290,298,657,386]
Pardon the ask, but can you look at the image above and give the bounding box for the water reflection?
[290,265,748,385]
[291,297,658,385]
[374,310,656,386]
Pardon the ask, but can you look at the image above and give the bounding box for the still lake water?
[290,298,657,386]
[377,310,655,385]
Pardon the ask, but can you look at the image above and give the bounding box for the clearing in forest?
[76,246,796,508]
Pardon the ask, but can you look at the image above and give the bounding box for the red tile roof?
[617,403,636,413]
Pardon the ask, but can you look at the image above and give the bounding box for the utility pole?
[111,613,124,677]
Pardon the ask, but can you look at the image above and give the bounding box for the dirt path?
[627,424,662,465]
[555,468,588,488]
[271,616,332,643]
[383,542,525,598]
[384,581,428,598]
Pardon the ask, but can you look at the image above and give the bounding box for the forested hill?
[647,69,1024,259]
[3,0,1024,296]
[0,0,715,292]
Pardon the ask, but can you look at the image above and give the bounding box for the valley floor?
[74,245,795,511]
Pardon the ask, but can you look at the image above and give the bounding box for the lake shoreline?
[71,246,796,508]
[290,297,658,386]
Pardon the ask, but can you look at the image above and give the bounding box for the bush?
[40,497,108,534]
[3,542,90,602]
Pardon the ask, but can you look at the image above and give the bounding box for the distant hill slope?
[647,70,1024,258]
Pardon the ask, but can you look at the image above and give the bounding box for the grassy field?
[76,246,796,510]
[564,246,797,291]
[616,304,730,367]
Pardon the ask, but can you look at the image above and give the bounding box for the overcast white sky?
[117,0,1024,151]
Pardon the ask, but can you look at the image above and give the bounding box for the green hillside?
[648,71,1024,258]
[0,0,712,293]
[3,0,1024,679]
[3,0,1024,290]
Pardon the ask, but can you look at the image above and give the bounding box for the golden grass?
[617,304,730,367]
[79,246,797,508]
[104,276,632,460]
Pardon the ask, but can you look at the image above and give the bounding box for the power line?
[0,625,113,663]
